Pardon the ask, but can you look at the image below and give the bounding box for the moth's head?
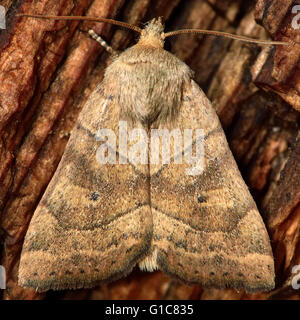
[138,17,165,48]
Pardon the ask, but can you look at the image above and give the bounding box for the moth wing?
[18,86,152,291]
[146,80,274,292]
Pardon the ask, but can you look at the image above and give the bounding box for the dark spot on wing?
[90,192,100,201]
[197,195,207,203]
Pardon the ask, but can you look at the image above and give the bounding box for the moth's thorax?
[102,18,193,126]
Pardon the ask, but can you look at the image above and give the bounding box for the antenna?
[16,14,142,34]
[17,14,288,46]
[163,29,288,46]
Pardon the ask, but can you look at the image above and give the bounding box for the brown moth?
[17,14,284,293]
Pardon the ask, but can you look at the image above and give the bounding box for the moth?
[17,14,287,293]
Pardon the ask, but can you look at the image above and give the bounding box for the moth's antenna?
[16,14,142,34]
[17,14,288,46]
[163,29,288,46]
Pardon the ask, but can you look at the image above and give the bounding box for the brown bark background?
[0,0,299,300]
